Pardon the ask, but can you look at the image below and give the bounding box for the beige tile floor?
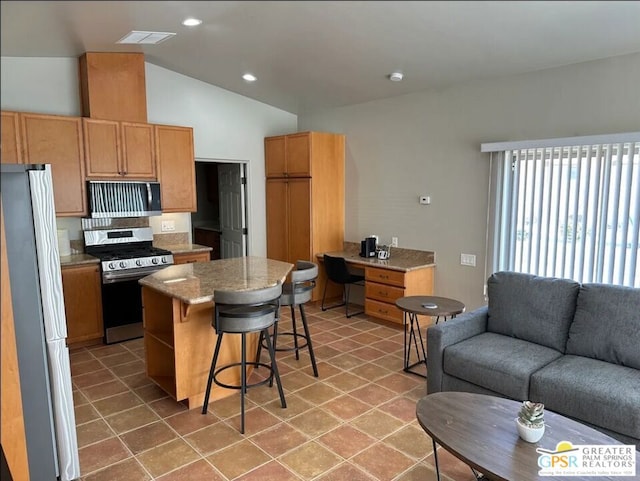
[71,303,476,481]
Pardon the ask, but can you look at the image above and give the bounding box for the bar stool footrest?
[264,332,310,353]
[213,361,273,391]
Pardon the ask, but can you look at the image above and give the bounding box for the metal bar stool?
[258,261,319,377]
[201,283,286,434]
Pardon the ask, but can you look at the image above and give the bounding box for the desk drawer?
[365,299,403,324]
[365,267,405,287]
[365,282,405,303]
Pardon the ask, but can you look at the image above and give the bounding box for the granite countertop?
[319,242,435,272]
[60,253,100,267]
[138,256,293,304]
[159,244,213,254]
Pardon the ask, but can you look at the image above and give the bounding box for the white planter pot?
[515,418,545,443]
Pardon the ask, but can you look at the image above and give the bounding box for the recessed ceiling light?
[389,72,404,82]
[182,18,202,27]
[242,73,257,82]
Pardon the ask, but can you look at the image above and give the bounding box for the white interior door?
[218,163,247,258]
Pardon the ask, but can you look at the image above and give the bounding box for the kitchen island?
[139,256,293,409]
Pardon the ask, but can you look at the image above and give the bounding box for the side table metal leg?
[410,314,421,366]
[415,317,427,365]
[433,439,441,481]
[403,311,409,371]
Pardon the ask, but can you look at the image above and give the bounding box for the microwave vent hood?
[88,180,162,218]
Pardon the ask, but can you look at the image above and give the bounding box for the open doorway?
[192,160,248,259]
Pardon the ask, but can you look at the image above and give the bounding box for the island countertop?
[139,256,293,304]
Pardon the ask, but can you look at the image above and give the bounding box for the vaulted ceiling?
[2,1,640,114]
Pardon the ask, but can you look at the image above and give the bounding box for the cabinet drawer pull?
[378,308,388,314]
[378,291,388,297]
[378,274,389,279]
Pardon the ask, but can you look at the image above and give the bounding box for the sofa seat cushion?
[566,283,640,369]
[487,272,580,352]
[443,332,563,400]
[530,355,640,440]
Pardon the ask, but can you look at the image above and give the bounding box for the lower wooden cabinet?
[61,264,104,346]
[173,251,211,264]
[364,266,434,324]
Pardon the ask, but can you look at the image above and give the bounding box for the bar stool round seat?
[262,261,319,377]
[201,283,286,434]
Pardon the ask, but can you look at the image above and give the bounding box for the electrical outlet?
[161,220,175,232]
[391,237,398,247]
[461,253,476,267]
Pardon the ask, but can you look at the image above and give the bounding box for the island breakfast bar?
[139,257,293,409]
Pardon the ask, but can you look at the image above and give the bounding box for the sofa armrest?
[426,305,488,394]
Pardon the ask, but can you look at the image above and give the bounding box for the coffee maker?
[359,236,377,258]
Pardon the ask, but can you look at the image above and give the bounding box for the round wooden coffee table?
[395,296,465,377]
[417,391,634,481]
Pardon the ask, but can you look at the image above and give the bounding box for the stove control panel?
[101,254,174,272]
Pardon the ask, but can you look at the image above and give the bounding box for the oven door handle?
[102,266,169,284]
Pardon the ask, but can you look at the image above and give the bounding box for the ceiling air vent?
[116,31,176,45]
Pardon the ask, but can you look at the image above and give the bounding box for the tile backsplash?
[153,232,189,246]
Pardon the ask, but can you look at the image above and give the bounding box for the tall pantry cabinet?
[265,131,345,301]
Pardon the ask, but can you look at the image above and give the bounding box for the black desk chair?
[321,254,365,318]
[201,283,286,434]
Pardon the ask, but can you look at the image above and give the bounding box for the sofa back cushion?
[487,271,580,352]
[566,283,640,369]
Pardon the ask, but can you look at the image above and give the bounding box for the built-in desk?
[318,243,435,324]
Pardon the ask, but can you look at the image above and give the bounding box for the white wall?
[1,57,297,255]
[299,53,640,310]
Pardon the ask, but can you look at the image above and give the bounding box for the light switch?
[161,220,175,232]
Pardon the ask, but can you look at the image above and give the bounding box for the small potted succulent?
[516,401,545,442]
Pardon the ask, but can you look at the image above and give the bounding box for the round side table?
[395,296,465,377]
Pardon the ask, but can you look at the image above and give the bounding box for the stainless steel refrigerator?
[1,164,80,481]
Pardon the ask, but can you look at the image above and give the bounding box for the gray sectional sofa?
[426,271,640,448]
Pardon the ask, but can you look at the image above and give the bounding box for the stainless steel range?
[85,227,174,343]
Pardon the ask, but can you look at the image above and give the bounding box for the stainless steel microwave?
[87,180,162,218]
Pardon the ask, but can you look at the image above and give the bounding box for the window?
[482,133,640,288]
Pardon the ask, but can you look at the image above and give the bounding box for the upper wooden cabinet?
[1,111,23,164]
[265,133,311,178]
[155,124,196,213]
[83,118,156,179]
[265,131,345,300]
[79,52,147,123]
[20,113,86,216]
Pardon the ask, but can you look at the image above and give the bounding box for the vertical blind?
[484,135,640,288]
